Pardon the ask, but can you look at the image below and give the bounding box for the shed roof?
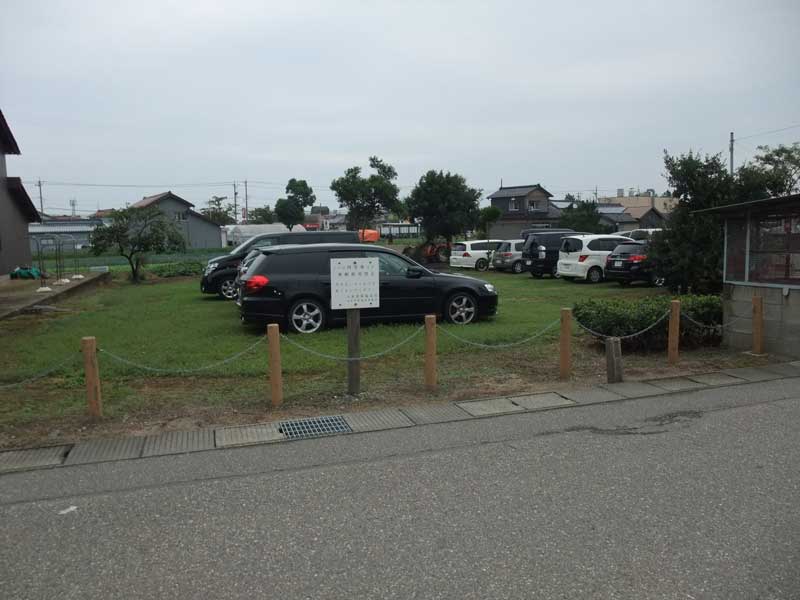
[487,184,553,199]
[0,110,21,155]
[625,205,665,219]
[133,191,194,209]
[693,193,800,215]
[600,212,638,224]
[7,177,40,222]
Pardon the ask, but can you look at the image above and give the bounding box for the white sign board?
[330,257,380,310]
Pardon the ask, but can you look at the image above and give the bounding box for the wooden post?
[559,308,572,380]
[668,299,680,365]
[752,296,765,354]
[267,324,283,407]
[605,337,624,383]
[81,336,102,417]
[424,314,437,391]
[347,308,360,395]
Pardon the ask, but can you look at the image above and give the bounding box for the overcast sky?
[2,0,799,216]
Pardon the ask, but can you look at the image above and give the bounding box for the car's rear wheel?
[288,298,326,334]
[587,267,603,284]
[511,260,524,274]
[218,278,237,300]
[651,274,666,288]
[445,292,477,325]
[474,258,488,271]
[531,271,543,279]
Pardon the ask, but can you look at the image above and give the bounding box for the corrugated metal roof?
[29,223,98,234]
[487,184,552,199]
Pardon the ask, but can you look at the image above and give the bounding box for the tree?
[310,205,330,216]
[248,205,274,224]
[558,201,612,233]
[752,143,800,196]
[201,195,235,225]
[404,170,481,242]
[476,206,502,239]
[330,156,400,232]
[564,193,578,204]
[90,206,184,282]
[285,178,317,209]
[274,198,305,230]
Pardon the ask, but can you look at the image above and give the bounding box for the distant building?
[599,192,677,215]
[624,205,667,230]
[29,215,103,251]
[132,191,223,249]
[0,110,40,275]
[486,184,560,239]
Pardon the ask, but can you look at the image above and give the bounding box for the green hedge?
[573,295,722,351]
[147,261,205,278]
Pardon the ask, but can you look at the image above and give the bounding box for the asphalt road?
[1,380,799,599]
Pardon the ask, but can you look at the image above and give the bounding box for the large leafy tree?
[286,178,317,209]
[752,143,800,196]
[248,205,274,224]
[90,206,185,282]
[476,206,502,239]
[558,201,611,233]
[404,170,481,242]
[274,198,304,230]
[201,195,235,225]
[330,156,400,232]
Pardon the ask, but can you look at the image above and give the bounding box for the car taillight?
[462,252,471,257]
[578,255,589,263]
[538,245,546,259]
[501,252,513,257]
[630,254,647,262]
[244,274,269,293]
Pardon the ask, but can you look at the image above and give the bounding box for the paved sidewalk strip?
[215,423,284,447]
[760,363,800,377]
[648,377,709,392]
[65,437,144,465]
[686,372,746,386]
[344,409,414,432]
[720,367,782,382]
[456,397,525,417]
[601,382,667,398]
[401,404,473,425]
[511,393,575,410]
[560,387,625,404]
[142,430,216,457]
[0,446,70,473]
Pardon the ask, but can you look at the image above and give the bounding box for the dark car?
[238,244,498,333]
[201,230,358,299]
[521,229,580,278]
[604,241,665,287]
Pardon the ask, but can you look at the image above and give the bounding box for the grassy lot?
[0,269,771,447]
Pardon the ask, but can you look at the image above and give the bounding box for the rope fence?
[436,318,560,348]
[279,325,425,362]
[573,310,671,341]
[0,352,79,390]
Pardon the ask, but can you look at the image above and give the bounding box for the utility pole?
[233,182,239,224]
[729,131,735,175]
[69,198,77,216]
[37,180,44,214]
[244,180,249,223]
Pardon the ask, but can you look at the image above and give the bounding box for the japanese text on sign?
[330,257,380,310]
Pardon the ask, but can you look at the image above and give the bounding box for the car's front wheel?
[474,258,488,271]
[288,298,326,334]
[511,260,524,274]
[445,292,477,325]
[650,273,666,288]
[218,278,237,300]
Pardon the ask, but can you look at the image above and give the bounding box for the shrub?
[147,261,204,278]
[572,295,722,351]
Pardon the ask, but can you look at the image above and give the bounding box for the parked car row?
[201,231,499,334]
[449,228,665,286]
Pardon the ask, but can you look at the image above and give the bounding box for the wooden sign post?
[330,257,380,396]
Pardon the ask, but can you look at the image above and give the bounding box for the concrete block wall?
[723,283,800,358]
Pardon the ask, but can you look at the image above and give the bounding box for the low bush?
[147,261,204,278]
[572,295,722,351]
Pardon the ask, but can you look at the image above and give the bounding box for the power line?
[736,123,800,142]
[25,180,234,188]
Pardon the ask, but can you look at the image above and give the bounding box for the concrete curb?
[1,364,799,475]
[0,272,111,321]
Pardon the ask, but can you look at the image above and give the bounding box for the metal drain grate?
[278,415,352,440]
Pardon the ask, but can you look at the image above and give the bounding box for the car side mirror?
[406,267,423,279]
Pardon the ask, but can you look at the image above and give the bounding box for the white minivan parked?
[449,239,503,271]
[557,234,634,283]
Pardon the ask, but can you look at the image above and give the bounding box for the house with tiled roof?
[131,191,222,248]
[0,110,40,276]
[486,184,559,238]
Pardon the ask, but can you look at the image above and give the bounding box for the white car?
[557,234,634,283]
[617,228,662,241]
[449,239,503,271]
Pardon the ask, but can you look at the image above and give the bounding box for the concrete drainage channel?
[1,363,799,475]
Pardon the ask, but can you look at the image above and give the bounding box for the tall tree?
[330,156,400,232]
[404,170,481,242]
[752,143,800,196]
[558,201,611,233]
[201,195,235,225]
[285,178,317,209]
[248,205,274,224]
[274,198,304,230]
[563,193,578,204]
[89,206,184,282]
[476,206,502,239]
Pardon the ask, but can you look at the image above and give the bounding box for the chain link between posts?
[436,318,561,349]
[280,325,425,361]
[98,337,265,374]
[573,310,671,341]
[680,312,750,331]
[0,352,79,390]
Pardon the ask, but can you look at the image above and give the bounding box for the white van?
[557,234,634,283]
[449,239,503,271]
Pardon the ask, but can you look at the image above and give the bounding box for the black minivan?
[521,229,579,278]
[201,230,358,299]
[238,244,498,333]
